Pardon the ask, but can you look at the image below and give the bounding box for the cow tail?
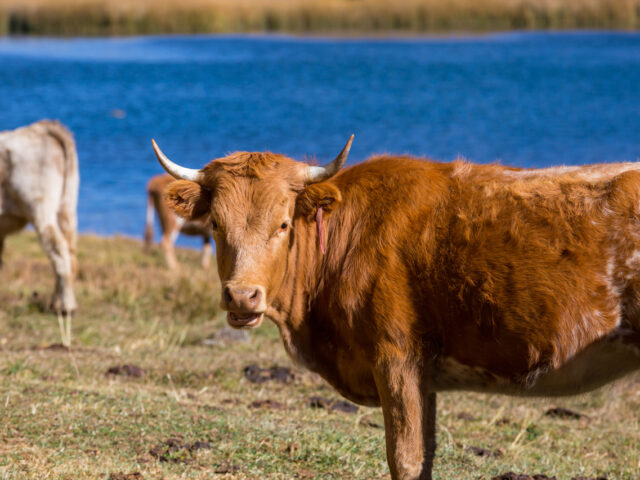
[43,120,79,267]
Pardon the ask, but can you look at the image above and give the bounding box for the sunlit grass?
[0,231,639,479]
[0,0,638,36]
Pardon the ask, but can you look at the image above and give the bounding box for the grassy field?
[0,0,638,36]
[0,231,639,479]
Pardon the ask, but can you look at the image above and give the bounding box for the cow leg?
[144,194,154,253]
[422,392,437,477]
[57,204,78,278]
[161,231,178,270]
[374,358,433,480]
[161,217,184,270]
[201,236,212,270]
[32,216,77,314]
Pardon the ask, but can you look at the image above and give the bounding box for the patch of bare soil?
[149,437,211,463]
[243,364,294,384]
[491,474,604,480]
[308,396,358,414]
[249,399,285,410]
[466,445,503,457]
[35,343,70,351]
[492,474,556,480]
[214,462,240,474]
[202,327,250,347]
[294,469,316,479]
[359,417,383,428]
[545,407,589,420]
[109,473,143,480]
[106,364,145,378]
[457,412,476,421]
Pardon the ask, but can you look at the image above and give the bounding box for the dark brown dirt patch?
[545,407,588,420]
[243,364,294,384]
[294,469,316,478]
[466,445,503,457]
[149,437,211,463]
[492,474,556,480]
[249,399,285,410]
[106,364,145,378]
[457,412,476,421]
[35,343,70,351]
[359,417,383,428]
[308,396,358,414]
[214,462,240,474]
[109,473,143,480]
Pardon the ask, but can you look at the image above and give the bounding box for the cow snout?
[223,285,265,313]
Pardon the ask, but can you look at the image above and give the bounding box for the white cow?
[0,120,79,314]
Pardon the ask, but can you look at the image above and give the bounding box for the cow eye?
[280,222,288,230]
[211,220,218,230]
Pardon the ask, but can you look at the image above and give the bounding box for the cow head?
[151,136,352,329]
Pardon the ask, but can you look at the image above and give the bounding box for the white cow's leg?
[57,203,78,278]
[374,357,434,480]
[32,214,77,314]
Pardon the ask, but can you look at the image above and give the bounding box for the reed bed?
[0,0,638,36]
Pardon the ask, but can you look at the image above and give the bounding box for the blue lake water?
[0,32,639,246]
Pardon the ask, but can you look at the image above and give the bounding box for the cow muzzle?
[222,284,267,329]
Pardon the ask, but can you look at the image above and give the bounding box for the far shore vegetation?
[0,0,638,36]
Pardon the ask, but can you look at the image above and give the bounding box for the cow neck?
[268,201,348,352]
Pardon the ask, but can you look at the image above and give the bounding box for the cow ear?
[296,182,342,217]
[165,180,212,220]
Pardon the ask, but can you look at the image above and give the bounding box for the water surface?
[0,33,638,243]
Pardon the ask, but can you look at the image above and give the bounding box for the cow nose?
[224,285,263,312]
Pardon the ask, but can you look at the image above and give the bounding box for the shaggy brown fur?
[163,149,640,480]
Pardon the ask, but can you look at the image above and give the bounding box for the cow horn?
[151,139,203,183]
[305,134,354,184]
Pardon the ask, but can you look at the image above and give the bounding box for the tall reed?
[0,0,638,35]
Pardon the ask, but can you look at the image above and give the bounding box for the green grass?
[0,231,639,479]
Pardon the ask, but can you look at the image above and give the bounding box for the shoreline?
[2,29,639,41]
[3,26,638,39]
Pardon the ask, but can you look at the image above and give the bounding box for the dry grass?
[0,0,638,35]
[0,231,639,479]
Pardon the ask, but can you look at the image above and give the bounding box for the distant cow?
[152,137,640,480]
[144,173,212,270]
[0,120,78,314]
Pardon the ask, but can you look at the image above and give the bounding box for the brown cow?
[151,137,640,480]
[144,173,212,270]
